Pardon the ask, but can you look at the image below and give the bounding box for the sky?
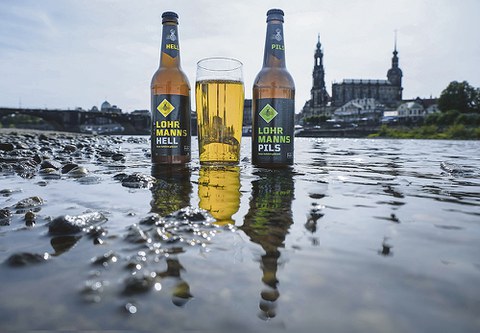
[0,0,479,114]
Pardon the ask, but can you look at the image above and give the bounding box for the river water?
[1,134,479,332]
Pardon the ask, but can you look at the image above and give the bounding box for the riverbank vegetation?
[371,81,480,139]
[369,124,480,139]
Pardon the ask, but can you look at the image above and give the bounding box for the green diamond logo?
[259,104,278,123]
[157,99,175,117]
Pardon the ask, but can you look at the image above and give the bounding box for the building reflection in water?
[241,168,295,320]
[150,165,193,306]
[198,166,241,225]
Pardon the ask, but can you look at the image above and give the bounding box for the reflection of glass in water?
[150,165,192,216]
[198,166,240,225]
[241,169,295,319]
[196,80,244,164]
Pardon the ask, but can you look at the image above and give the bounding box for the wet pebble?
[6,252,50,267]
[48,212,107,235]
[168,207,213,223]
[139,215,162,226]
[111,153,125,161]
[120,173,155,189]
[39,168,61,180]
[14,159,38,179]
[85,225,107,244]
[61,163,78,174]
[0,188,20,197]
[124,224,150,243]
[16,142,30,150]
[50,235,82,256]
[91,250,118,267]
[15,196,44,209]
[63,144,77,153]
[25,211,36,226]
[77,175,102,185]
[0,208,12,226]
[67,166,89,178]
[40,160,62,170]
[0,143,15,151]
[99,150,115,158]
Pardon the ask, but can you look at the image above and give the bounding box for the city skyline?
[0,0,479,114]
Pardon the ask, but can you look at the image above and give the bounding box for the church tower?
[311,34,330,107]
[387,32,403,100]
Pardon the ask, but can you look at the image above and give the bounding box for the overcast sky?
[1,0,479,113]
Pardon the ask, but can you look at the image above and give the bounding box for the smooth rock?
[15,196,44,209]
[6,252,50,267]
[48,212,107,235]
[0,143,15,152]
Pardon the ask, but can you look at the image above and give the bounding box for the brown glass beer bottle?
[151,11,191,164]
[252,9,295,168]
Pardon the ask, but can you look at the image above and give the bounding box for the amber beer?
[252,9,295,167]
[150,11,191,164]
[195,58,244,165]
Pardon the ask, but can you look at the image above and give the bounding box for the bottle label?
[267,23,285,60]
[151,94,190,157]
[253,98,294,165]
[162,25,179,58]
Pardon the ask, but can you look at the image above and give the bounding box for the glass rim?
[197,57,243,72]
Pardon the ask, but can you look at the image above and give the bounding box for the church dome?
[101,101,111,110]
[387,67,403,77]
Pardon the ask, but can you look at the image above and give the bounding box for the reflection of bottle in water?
[150,165,192,216]
[198,166,240,225]
[157,258,193,307]
[151,165,193,306]
[241,169,294,319]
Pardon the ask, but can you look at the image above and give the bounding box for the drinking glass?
[195,57,244,165]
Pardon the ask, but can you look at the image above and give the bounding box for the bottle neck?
[160,22,181,68]
[262,19,286,68]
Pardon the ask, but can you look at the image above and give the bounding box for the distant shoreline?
[2,126,479,140]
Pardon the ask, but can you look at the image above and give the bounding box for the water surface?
[1,135,479,332]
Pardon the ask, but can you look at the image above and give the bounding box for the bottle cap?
[266,8,284,22]
[162,11,179,23]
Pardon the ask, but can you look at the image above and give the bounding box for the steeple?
[387,30,403,100]
[391,30,399,68]
[311,34,329,107]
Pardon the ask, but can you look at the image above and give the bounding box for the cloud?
[0,0,479,113]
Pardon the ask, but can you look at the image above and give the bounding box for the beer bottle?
[151,11,191,164]
[252,9,295,168]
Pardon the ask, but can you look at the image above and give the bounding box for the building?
[333,98,384,124]
[332,40,403,107]
[396,98,439,121]
[397,101,424,120]
[100,101,122,113]
[88,101,122,113]
[243,99,252,127]
[301,35,334,119]
[381,97,439,123]
[301,35,404,122]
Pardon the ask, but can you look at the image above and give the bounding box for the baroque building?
[332,39,403,108]
[301,35,403,121]
[300,35,334,118]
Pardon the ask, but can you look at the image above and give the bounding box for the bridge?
[0,107,150,135]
